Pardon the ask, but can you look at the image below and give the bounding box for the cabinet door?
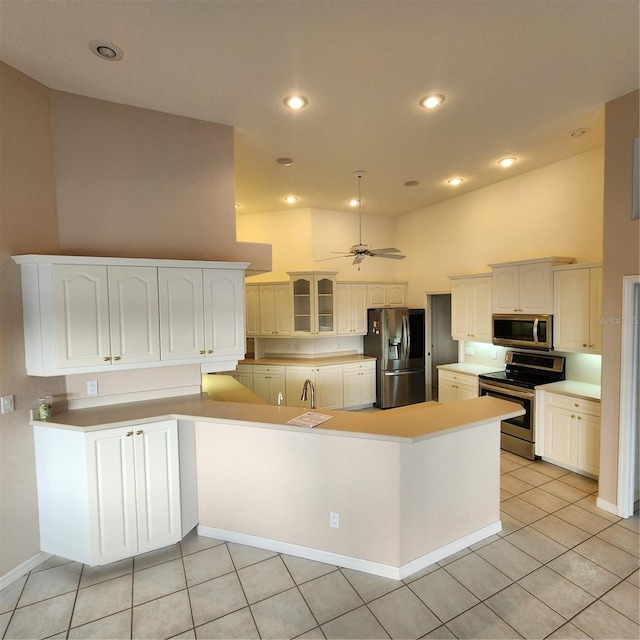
[133,421,181,555]
[519,262,552,313]
[108,266,160,365]
[554,269,590,352]
[268,374,286,405]
[576,413,600,477]
[316,365,343,409]
[273,283,292,335]
[456,384,478,402]
[471,277,493,341]
[291,276,313,334]
[245,285,261,336]
[437,377,456,404]
[544,405,575,467]
[450,279,471,339]
[343,362,376,407]
[387,284,406,307]
[351,284,368,334]
[588,267,603,352]
[158,268,205,360]
[367,284,387,308]
[52,264,111,369]
[492,266,520,313]
[86,426,139,565]
[285,366,315,408]
[252,374,271,403]
[316,276,336,335]
[203,269,245,359]
[335,283,353,335]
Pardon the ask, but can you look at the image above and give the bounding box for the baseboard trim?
[0,552,52,591]
[197,521,502,580]
[596,497,620,516]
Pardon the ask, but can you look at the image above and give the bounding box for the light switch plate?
[1,395,15,414]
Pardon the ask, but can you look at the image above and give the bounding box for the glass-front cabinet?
[288,272,337,336]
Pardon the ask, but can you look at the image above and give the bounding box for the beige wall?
[599,90,639,506]
[0,63,66,576]
[51,91,271,271]
[395,148,604,305]
[238,208,397,282]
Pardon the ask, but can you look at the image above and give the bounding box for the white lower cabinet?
[437,370,478,404]
[544,393,600,477]
[285,365,344,410]
[253,365,287,405]
[342,361,376,408]
[34,420,181,566]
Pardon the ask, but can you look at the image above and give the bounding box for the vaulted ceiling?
[1,0,637,216]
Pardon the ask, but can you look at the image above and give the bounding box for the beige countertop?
[240,354,376,367]
[536,380,601,401]
[436,362,504,376]
[32,377,524,443]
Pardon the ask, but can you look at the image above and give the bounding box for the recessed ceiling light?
[447,177,464,186]
[89,40,124,61]
[348,199,359,207]
[404,180,420,187]
[419,94,445,109]
[498,157,517,168]
[283,95,308,110]
[569,128,589,138]
[284,196,298,204]
[276,157,294,166]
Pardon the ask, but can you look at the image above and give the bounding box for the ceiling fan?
[319,170,406,268]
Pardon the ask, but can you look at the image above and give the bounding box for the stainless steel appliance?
[492,314,553,351]
[479,351,565,460]
[364,308,426,409]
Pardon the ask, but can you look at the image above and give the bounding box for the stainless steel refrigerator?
[364,308,426,409]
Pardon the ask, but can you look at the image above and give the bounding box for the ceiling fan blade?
[368,247,402,253]
[352,254,365,265]
[371,252,406,260]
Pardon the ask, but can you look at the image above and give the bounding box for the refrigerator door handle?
[401,315,409,361]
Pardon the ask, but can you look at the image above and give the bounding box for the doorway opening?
[425,294,458,401]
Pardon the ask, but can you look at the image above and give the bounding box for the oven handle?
[533,317,539,344]
[480,382,535,400]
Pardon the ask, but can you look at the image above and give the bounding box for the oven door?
[479,381,535,442]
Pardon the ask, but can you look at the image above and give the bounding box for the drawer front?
[343,361,376,373]
[235,364,253,374]
[253,365,286,375]
[438,370,477,387]
[547,393,600,417]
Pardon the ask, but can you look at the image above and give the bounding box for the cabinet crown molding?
[488,256,574,268]
[12,254,250,270]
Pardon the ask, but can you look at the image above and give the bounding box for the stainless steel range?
[479,351,565,460]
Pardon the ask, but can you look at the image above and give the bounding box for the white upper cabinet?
[159,267,245,364]
[259,283,292,336]
[51,263,160,370]
[335,282,368,335]
[367,283,407,308]
[553,264,603,353]
[490,257,573,314]
[288,272,337,336]
[449,274,492,342]
[13,255,248,376]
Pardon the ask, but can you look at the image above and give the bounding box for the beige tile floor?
[1,453,638,639]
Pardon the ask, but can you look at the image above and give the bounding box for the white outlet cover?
[1,395,15,414]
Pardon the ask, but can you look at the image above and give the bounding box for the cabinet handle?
[574,403,580,407]
[136,430,143,435]
[103,356,111,362]
[200,350,206,355]
[577,416,582,421]
[207,350,213,354]
[571,415,576,419]
[126,431,133,437]
[113,356,121,361]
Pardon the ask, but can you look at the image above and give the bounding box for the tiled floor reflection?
[1,454,638,639]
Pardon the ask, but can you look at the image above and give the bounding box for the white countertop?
[536,380,601,401]
[32,379,524,443]
[436,362,504,376]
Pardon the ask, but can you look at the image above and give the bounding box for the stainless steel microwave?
[492,314,553,351]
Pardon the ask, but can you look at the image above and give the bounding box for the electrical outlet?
[1,395,15,414]
[491,349,498,359]
[87,380,99,396]
[330,512,340,528]
[464,346,474,356]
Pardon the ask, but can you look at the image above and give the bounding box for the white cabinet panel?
[253,365,286,405]
[450,275,492,342]
[342,361,376,408]
[285,365,343,410]
[367,283,407,308]
[336,282,367,336]
[204,269,245,358]
[437,370,478,404]
[289,272,337,336]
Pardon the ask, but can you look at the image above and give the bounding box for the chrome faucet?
[301,379,315,409]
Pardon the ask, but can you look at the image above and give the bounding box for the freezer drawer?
[377,368,425,409]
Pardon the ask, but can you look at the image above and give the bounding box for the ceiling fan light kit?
[318,171,406,269]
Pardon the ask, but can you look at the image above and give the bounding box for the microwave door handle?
[533,317,539,344]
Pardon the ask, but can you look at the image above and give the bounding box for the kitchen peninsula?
[30,384,523,579]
